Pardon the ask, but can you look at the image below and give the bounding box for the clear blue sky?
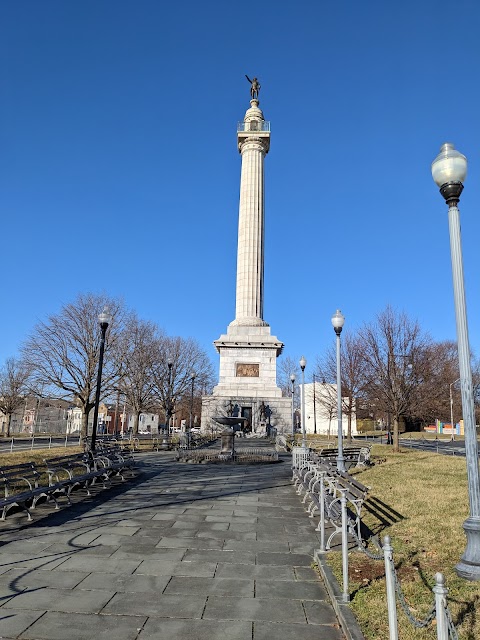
[1,1,480,379]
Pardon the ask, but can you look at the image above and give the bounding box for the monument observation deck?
[237,121,271,132]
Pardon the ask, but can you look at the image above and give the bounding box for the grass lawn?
[0,447,84,466]
[325,444,480,640]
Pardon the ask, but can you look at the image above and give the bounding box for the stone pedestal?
[202,395,292,436]
[220,429,235,456]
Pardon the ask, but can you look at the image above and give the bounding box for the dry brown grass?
[326,445,480,640]
[0,447,84,467]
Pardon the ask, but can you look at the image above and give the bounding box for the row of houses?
[66,405,160,435]
[0,399,162,435]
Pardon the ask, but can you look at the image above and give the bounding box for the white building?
[127,413,159,434]
[301,382,357,436]
[66,407,83,434]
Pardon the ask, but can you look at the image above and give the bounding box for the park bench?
[44,452,110,497]
[0,462,68,521]
[1,448,137,523]
[292,452,369,550]
[319,467,369,547]
[152,436,175,451]
[315,444,372,469]
[94,443,136,480]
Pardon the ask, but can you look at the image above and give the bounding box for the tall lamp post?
[290,373,296,438]
[331,310,345,472]
[432,142,480,580]
[91,307,111,452]
[449,378,460,441]
[312,374,317,435]
[299,356,307,449]
[166,358,173,434]
[189,372,196,444]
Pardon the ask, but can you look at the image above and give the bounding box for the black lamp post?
[189,372,196,444]
[91,307,111,452]
[290,373,296,437]
[166,358,173,434]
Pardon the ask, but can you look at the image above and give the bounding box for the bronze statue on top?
[245,75,261,100]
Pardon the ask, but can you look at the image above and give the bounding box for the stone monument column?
[233,99,270,325]
[201,84,292,434]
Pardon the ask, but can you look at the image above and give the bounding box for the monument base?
[201,394,292,436]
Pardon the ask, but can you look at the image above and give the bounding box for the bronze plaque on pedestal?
[236,363,259,377]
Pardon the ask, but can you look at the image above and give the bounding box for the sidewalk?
[0,450,360,640]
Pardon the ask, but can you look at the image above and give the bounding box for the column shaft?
[235,139,265,321]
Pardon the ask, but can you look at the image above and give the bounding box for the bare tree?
[22,293,126,444]
[277,355,300,410]
[359,306,432,452]
[0,358,31,436]
[117,315,163,435]
[412,340,459,426]
[309,376,338,438]
[316,332,368,443]
[277,355,299,396]
[151,336,215,429]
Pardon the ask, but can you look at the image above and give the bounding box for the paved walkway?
[0,449,352,640]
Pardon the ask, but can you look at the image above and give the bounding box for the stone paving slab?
[138,618,252,640]
[255,578,328,600]
[215,562,296,580]
[135,559,218,577]
[164,575,254,597]
[19,611,148,640]
[103,591,207,618]
[0,449,353,640]
[253,620,345,640]
[0,608,45,639]
[74,572,171,593]
[203,595,306,624]
[2,567,89,590]
[2,587,115,613]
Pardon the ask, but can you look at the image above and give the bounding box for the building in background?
[302,382,357,436]
[127,412,159,434]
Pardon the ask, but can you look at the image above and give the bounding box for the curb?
[314,549,366,640]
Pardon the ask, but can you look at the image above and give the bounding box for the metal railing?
[292,446,312,470]
[295,453,458,639]
[1,433,82,453]
[352,535,458,640]
[237,121,270,132]
[177,447,278,463]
